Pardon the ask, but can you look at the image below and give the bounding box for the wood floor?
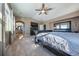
[6,36,55,56]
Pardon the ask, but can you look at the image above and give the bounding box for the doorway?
[30,22,38,35]
[44,24,46,30]
[16,21,25,39]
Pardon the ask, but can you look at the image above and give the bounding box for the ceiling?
[10,3,79,22]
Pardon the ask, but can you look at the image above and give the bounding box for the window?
[60,22,70,29]
[55,24,60,29]
[54,21,71,31]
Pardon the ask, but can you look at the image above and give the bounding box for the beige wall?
[43,22,54,30]
[71,17,79,32]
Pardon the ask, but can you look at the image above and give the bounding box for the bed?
[35,32,79,56]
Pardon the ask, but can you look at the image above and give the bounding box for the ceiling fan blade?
[47,8,52,11]
[44,12,47,15]
[42,3,45,9]
[39,12,42,15]
[35,9,41,11]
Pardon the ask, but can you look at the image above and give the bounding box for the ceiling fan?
[35,3,53,15]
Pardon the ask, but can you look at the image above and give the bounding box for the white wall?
[39,25,44,30]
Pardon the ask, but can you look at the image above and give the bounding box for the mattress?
[36,32,79,56]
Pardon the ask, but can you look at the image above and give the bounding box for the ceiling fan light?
[41,10,45,13]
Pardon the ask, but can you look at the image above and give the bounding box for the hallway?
[6,36,55,56]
